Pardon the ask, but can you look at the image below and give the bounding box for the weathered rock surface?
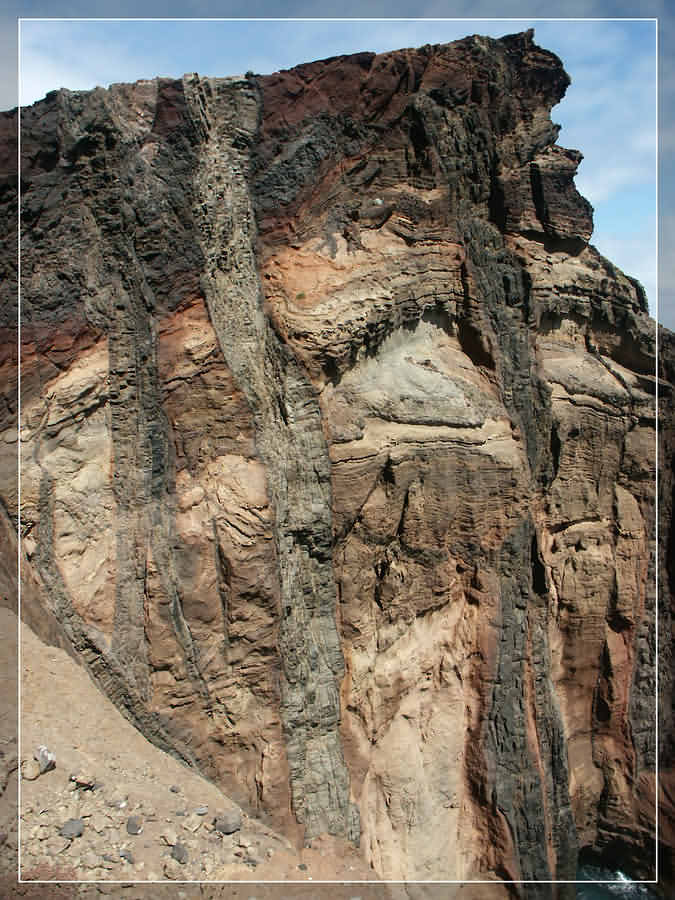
[1,27,671,895]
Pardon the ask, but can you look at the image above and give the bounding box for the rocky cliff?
[2,28,671,895]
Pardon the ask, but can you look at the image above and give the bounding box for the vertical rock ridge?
[107,279,154,702]
[87,136,215,721]
[183,73,357,841]
[487,518,576,898]
[457,164,577,890]
[528,586,578,890]
[19,82,216,769]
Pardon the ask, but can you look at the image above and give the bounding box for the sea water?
[576,864,659,899]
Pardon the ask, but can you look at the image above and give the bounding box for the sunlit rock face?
[2,28,670,894]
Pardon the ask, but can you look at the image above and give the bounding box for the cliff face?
[4,28,669,893]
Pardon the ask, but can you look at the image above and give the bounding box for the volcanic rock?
[214,810,242,836]
[59,818,84,839]
[2,26,671,893]
[126,815,143,835]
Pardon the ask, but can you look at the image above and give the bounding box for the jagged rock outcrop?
[2,28,671,895]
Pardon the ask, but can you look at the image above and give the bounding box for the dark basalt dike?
[1,28,673,896]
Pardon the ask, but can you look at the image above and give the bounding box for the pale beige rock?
[21,760,41,782]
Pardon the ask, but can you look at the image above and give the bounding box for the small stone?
[22,759,41,781]
[175,809,186,817]
[119,849,134,863]
[70,772,96,790]
[298,862,307,870]
[34,746,56,774]
[194,805,208,816]
[0,832,6,846]
[161,828,178,846]
[266,847,274,858]
[213,808,242,835]
[59,818,85,839]
[171,842,189,865]
[126,815,143,835]
[169,785,180,793]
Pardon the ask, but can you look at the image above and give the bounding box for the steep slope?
[16,606,376,884]
[3,28,669,895]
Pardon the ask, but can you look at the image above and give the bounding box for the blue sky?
[7,6,669,330]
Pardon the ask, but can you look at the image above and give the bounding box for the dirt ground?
[1,606,510,900]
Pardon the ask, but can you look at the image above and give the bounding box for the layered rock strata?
[2,28,670,894]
